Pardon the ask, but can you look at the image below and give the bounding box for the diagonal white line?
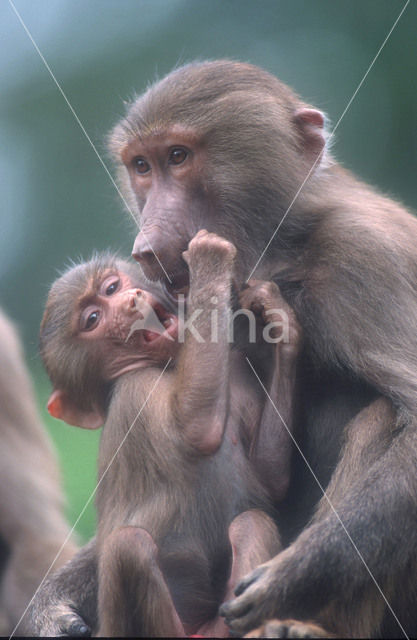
[247,0,410,281]
[9,358,172,638]
[8,0,172,284]
[246,356,409,639]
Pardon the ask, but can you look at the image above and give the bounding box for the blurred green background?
[1,0,416,543]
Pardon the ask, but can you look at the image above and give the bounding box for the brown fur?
[0,309,76,634]
[26,237,300,636]
[108,61,417,637]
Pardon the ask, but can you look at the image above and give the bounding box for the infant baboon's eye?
[105,279,120,296]
[81,309,100,332]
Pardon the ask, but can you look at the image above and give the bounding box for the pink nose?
[126,289,142,311]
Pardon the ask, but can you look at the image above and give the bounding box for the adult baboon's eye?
[134,157,151,174]
[168,148,188,165]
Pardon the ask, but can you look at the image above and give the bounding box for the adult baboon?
[113,61,417,638]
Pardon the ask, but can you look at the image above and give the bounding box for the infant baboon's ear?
[47,389,104,430]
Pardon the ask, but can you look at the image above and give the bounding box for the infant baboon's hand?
[182,229,237,271]
[239,280,283,320]
[239,279,302,347]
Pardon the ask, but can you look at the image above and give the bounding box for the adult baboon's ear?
[294,108,327,160]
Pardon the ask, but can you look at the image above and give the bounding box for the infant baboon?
[34,232,301,636]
